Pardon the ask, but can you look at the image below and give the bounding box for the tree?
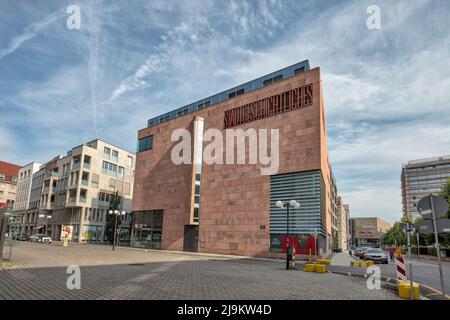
[438,178,450,247]
[104,191,121,242]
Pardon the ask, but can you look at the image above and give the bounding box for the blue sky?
[1,0,450,224]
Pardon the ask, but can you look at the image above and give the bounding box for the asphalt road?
[329,256,450,296]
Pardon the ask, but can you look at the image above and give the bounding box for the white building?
[13,162,42,213]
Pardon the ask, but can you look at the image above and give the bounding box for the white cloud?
[0,9,64,61]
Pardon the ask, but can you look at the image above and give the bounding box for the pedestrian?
[389,248,394,261]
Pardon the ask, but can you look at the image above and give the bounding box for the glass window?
[104,147,111,159]
[138,135,153,152]
[127,156,133,167]
[118,166,125,179]
[112,150,119,161]
[0,174,5,181]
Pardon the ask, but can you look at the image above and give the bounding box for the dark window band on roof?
[147,60,310,127]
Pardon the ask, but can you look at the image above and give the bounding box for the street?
[0,242,400,300]
[330,252,450,297]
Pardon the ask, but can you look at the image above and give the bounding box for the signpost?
[417,195,449,298]
[403,223,415,300]
[60,225,73,247]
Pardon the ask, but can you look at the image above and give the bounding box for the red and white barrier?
[395,255,407,280]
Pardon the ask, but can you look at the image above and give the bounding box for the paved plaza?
[0,242,400,300]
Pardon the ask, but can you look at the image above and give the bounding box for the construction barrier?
[304,263,327,273]
[316,259,331,265]
[397,280,420,300]
[350,261,361,267]
[350,260,374,267]
[395,255,407,280]
[304,263,316,272]
[315,264,326,273]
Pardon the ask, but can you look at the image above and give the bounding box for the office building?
[133,60,338,258]
[349,217,390,247]
[401,155,450,219]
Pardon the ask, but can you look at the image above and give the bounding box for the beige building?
[16,139,135,242]
[13,162,42,213]
[336,196,350,251]
[46,139,135,242]
[349,217,390,248]
[0,161,21,206]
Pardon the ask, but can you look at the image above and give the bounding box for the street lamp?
[108,209,126,251]
[4,212,13,261]
[276,200,300,270]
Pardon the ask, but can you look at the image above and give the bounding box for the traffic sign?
[417,195,449,219]
[418,219,450,234]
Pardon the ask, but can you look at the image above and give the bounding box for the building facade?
[0,161,21,206]
[11,162,41,233]
[401,155,450,219]
[13,140,135,242]
[42,139,136,242]
[349,217,390,248]
[133,60,338,258]
[336,196,350,251]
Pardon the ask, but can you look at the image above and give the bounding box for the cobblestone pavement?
[0,242,400,300]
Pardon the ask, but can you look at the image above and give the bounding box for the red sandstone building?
[132,60,337,258]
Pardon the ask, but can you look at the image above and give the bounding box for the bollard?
[291,247,296,270]
[304,263,316,272]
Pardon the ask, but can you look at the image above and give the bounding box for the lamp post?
[276,200,300,270]
[108,209,126,251]
[4,212,12,261]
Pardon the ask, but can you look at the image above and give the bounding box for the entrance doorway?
[183,225,199,252]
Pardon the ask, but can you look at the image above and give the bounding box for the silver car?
[30,234,52,243]
[364,248,388,264]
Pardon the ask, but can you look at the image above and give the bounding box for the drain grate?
[128,263,145,266]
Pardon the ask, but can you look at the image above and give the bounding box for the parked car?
[29,234,52,243]
[13,233,29,241]
[358,247,371,259]
[364,248,389,264]
[354,246,368,257]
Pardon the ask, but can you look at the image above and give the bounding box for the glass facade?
[269,170,325,252]
[137,135,153,153]
[130,210,163,249]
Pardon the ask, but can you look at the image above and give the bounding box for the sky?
[1,0,450,224]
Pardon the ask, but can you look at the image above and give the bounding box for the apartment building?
[336,196,350,251]
[10,162,41,234]
[22,165,45,235]
[13,162,42,213]
[0,161,21,206]
[42,139,136,242]
[401,155,450,219]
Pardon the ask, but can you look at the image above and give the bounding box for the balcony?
[81,179,89,186]
[83,162,91,169]
[68,197,76,204]
[72,163,80,170]
[79,197,87,203]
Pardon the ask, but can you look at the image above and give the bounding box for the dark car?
[13,233,29,241]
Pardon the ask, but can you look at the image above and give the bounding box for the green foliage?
[104,191,121,241]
